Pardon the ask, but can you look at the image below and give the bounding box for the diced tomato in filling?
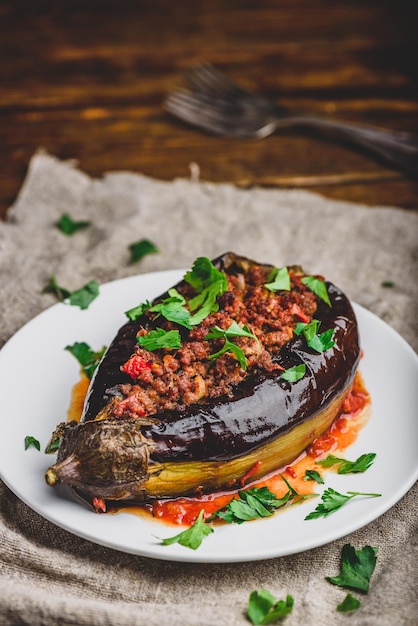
[114,394,147,417]
[291,303,310,323]
[121,355,152,379]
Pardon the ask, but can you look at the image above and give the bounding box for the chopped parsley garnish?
[68,280,100,310]
[127,290,193,328]
[128,238,159,264]
[209,478,314,525]
[125,300,152,321]
[205,321,258,370]
[247,589,294,625]
[294,319,335,353]
[65,342,106,379]
[161,479,314,551]
[209,486,292,524]
[184,256,226,293]
[160,509,213,550]
[381,280,395,288]
[303,469,324,484]
[184,256,227,324]
[318,453,376,474]
[305,488,381,520]
[301,275,331,306]
[56,213,91,235]
[44,436,60,454]
[336,593,361,612]
[42,275,100,310]
[327,544,378,593]
[149,289,193,329]
[264,267,291,292]
[24,436,40,451]
[42,274,71,300]
[137,328,181,351]
[125,257,227,327]
[280,364,306,382]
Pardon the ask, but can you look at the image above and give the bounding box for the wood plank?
[1,0,417,218]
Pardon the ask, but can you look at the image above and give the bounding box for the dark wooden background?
[1,0,418,220]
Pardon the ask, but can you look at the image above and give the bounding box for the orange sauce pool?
[68,370,371,526]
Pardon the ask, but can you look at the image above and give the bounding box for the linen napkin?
[0,150,417,626]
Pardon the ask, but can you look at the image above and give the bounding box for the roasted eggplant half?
[45,252,360,508]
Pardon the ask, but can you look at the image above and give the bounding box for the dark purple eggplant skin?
[82,253,360,463]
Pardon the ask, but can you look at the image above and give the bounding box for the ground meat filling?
[113,266,317,419]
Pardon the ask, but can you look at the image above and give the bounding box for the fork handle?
[285,115,418,175]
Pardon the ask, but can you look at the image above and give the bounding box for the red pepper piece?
[121,355,152,379]
[285,465,297,479]
[239,460,262,486]
[92,497,106,513]
[291,303,310,323]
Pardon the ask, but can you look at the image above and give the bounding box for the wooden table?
[1,0,418,220]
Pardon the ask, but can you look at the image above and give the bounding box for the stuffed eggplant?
[45,252,360,509]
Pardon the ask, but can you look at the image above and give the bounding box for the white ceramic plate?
[1,270,417,563]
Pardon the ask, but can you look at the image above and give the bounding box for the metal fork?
[165,63,418,176]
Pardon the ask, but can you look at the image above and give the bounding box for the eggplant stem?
[45,453,80,486]
[45,468,58,486]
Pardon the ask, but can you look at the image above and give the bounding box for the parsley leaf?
[137,328,181,351]
[210,487,292,524]
[126,257,227,327]
[280,364,306,382]
[44,423,68,455]
[301,275,331,306]
[308,328,335,352]
[160,509,213,550]
[126,289,193,328]
[205,321,257,341]
[24,436,40,451]
[264,267,291,292]
[125,300,152,321]
[305,488,381,520]
[42,274,71,300]
[210,338,248,369]
[57,213,91,235]
[149,289,193,329]
[337,593,361,612]
[295,318,320,342]
[318,453,376,474]
[205,322,258,371]
[184,256,226,292]
[247,590,294,625]
[128,238,159,264]
[42,276,100,310]
[184,257,227,324]
[303,469,324,484]
[65,342,106,379]
[294,320,335,353]
[327,544,378,593]
[68,280,100,310]
[188,284,226,325]
[209,479,312,525]
[44,436,60,454]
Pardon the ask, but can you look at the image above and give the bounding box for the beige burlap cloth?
[0,151,417,625]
